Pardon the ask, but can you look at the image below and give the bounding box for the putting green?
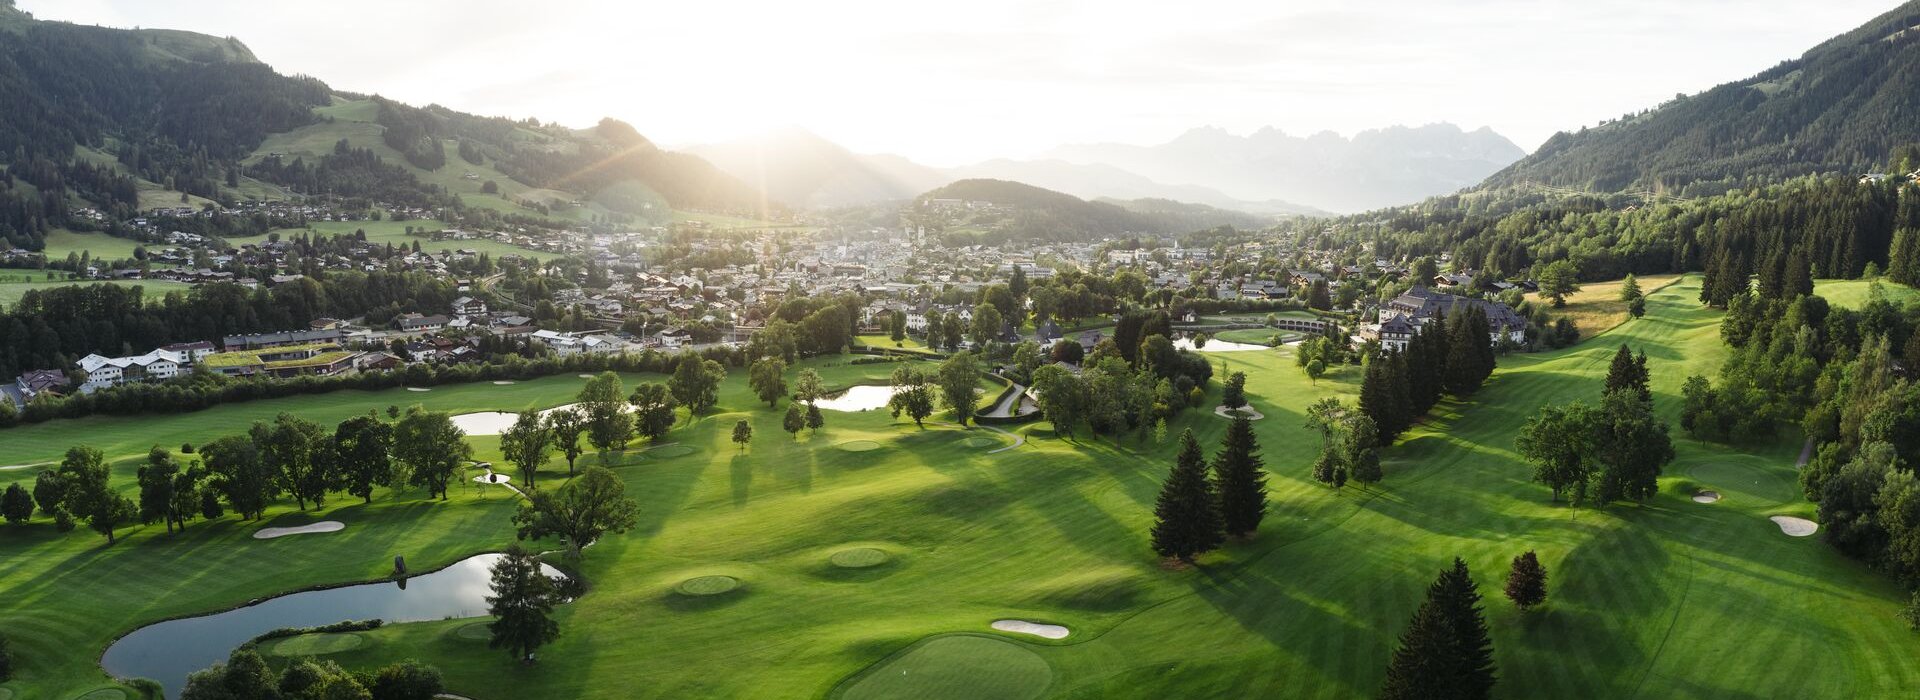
[837,635,1052,700]
[647,444,695,458]
[829,547,891,569]
[265,632,365,656]
[453,622,492,641]
[73,690,126,700]
[836,440,883,452]
[1687,461,1797,504]
[962,436,999,449]
[676,575,742,596]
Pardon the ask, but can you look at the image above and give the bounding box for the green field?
[0,277,193,311]
[1,276,1917,699]
[1812,277,1920,309]
[221,218,562,262]
[42,229,146,262]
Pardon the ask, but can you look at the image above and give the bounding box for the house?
[1433,273,1475,289]
[3,369,70,409]
[451,296,488,317]
[203,343,360,379]
[75,342,208,389]
[395,313,450,332]
[223,329,346,351]
[1378,286,1528,349]
[159,341,217,363]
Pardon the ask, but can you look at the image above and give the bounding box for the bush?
[125,677,164,699]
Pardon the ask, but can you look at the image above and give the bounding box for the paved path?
[937,422,1027,453]
[984,383,1038,418]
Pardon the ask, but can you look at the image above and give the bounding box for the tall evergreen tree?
[1444,305,1495,396]
[1361,350,1416,443]
[1212,414,1268,539]
[1150,430,1224,564]
[1603,344,1652,404]
[1380,558,1498,700]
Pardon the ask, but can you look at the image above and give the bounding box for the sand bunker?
[1215,405,1266,420]
[253,521,346,539]
[1693,490,1722,503]
[474,473,512,485]
[991,619,1069,639]
[492,380,516,385]
[1770,515,1818,537]
[578,373,597,379]
[451,403,589,436]
[817,385,903,412]
[405,387,431,392]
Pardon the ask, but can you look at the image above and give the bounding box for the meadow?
[1,277,1917,699]
[220,219,563,263]
[0,278,193,312]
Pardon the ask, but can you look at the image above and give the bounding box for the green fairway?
[1,276,1918,699]
[263,632,366,657]
[1813,277,1920,309]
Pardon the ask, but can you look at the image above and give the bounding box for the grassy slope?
[218,219,561,262]
[2,279,1917,698]
[0,278,192,312]
[42,229,145,262]
[1812,277,1920,309]
[1534,274,1685,341]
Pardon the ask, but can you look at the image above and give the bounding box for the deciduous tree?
[1505,551,1548,611]
[512,467,639,558]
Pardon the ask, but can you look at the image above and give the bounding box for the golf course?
[2,275,1918,699]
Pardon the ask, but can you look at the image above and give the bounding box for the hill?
[1485,1,1920,195]
[914,178,1270,242]
[947,158,1326,216]
[686,127,948,208]
[1045,123,1525,213]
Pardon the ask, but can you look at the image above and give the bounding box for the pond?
[101,553,563,698]
[1175,337,1271,352]
[816,385,903,412]
[450,403,583,436]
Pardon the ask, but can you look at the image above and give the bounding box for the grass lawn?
[855,334,926,350]
[42,229,145,262]
[1534,274,1684,341]
[222,219,562,262]
[3,277,1919,698]
[1812,277,1920,309]
[1212,328,1297,346]
[0,277,193,311]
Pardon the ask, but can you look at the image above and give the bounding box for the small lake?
[1175,337,1271,352]
[816,385,903,412]
[102,553,563,698]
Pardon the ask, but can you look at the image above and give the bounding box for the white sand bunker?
[492,380,516,385]
[991,619,1069,639]
[1693,490,1722,504]
[578,373,596,379]
[1215,405,1265,420]
[1770,516,1817,537]
[406,387,431,392]
[254,521,345,539]
[474,472,511,485]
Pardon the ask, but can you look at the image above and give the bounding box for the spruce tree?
[1505,551,1548,611]
[1603,344,1653,404]
[1380,558,1498,700]
[1212,414,1267,538]
[1362,351,1415,444]
[1445,305,1494,396]
[1150,430,1224,564]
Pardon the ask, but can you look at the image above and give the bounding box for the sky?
[17,0,1905,166]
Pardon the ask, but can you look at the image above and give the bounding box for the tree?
[32,469,64,517]
[512,467,638,558]
[487,543,561,664]
[370,660,446,700]
[732,419,753,450]
[1030,364,1087,437]
[1305,358,1327,385]
[1444,305,1495,396]
[393,407,472,500]
[970,302,1004,348]
[1505,551,1548,611]
[334,414,395,504]
[887,365,937,428]
[890,309,908,343]
[1603,344,1652,404]
[669,353,726,415]
[254,413,334,511]
[579,372,634,460]
[1010,341,1042,384]
[59,446,136,544]
[748,357,788,408]
[783,402,806,438]
[1345,414,1383,488]
[1516,403,1596,504]
[1362,351,1414,444]
[938,351,983,426]
[1619,273,1642,304]
[1379,558,1498,700]
[500,410,553,491]
[180,649,279,700]
[1221,371,1248,410]
[137,447,182,533]
[1,483,31,524]
[1149,430,1225,565]
[1591,389,1674,504]
[806,402,825,435]
[793,368,826,407]
[627,383,678,443]
[1536,259,1581,308]
[203,434,275,520]
[546,408,587,476]
[1212,415,1267,538]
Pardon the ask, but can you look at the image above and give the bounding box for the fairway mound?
[962,436,1000,449]
[676,575,742,597]
[1215,405,1265,420]
[836,440,884,453]
[253,521,345,539]
[453,622,491,641]
[1771,515,1818,537]
[1693,490,1722,503]
[265,632,365,657]
[1025,567,1146,610]
[491,380,516,385]
[991,619,1069,640]
[405,387,431,392]
[830,547,892,569]
[646,444,695,458]
[838,634,1052,700]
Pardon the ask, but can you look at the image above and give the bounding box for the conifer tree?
[1505,551,1548,611]
[1603,344,1652,403]
[1212,414,1268,538]
[1150,430,1224,565]
[1445,305,1494,396]
[1346,414,1384,489]
[1380,558,1498,700]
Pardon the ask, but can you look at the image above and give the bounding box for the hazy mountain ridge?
[913,178,1272,243]
[1484,0,1920,195]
